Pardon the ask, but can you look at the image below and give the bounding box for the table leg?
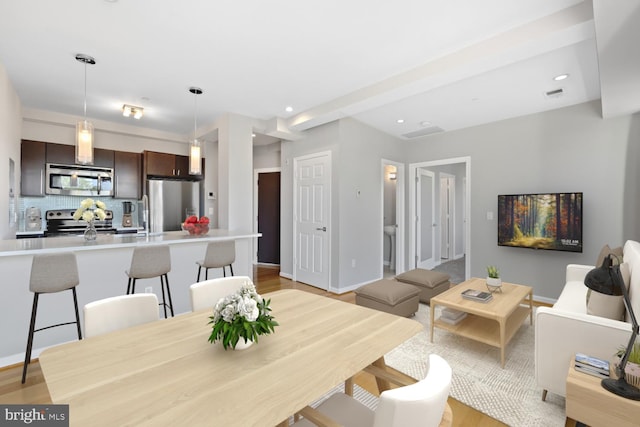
[528,290,533,325]
[345,377,354,396]
[499,319,506,368]
[430,303,435,343]
[372,357,392,393]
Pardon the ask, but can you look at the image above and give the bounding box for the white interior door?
[294,152,331,289]
[440,174,455,260]
[416,169,435,269]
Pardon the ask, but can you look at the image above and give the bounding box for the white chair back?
[189,276,252,311]
[84,294,159,338]
[373,354,452,427]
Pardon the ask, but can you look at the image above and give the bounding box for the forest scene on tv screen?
[498,193,582,252]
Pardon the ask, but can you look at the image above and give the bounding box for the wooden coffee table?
[430,277,533,367]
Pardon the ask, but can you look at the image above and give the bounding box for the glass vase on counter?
[84,220,97,241]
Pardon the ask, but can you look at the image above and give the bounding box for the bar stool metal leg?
[22,293,40,384]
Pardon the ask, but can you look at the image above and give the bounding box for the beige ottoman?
[395,268,450,304]
[355,279,421,317]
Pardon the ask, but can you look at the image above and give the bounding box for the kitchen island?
[0,230,260,367]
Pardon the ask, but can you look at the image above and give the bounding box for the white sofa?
[535,240,640,399]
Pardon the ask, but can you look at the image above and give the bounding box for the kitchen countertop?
[0,229,261,257]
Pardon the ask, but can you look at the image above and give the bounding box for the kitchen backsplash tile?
[19,196,137,231]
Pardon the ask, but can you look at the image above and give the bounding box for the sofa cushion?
[553,280,589,313]
[596,244,623,267]
[624,240,640,323]
[586,262,630,321]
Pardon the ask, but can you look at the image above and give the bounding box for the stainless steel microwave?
[46,163,114,196]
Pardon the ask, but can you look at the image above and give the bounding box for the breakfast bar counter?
[0,230,260,367]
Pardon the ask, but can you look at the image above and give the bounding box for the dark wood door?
[257,172,281,264]
[20,140,46,196]
[114,151,141,199]
[174,154,189,177]
[93,148,114,168]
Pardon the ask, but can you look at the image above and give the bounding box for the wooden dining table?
[39,289,423,426]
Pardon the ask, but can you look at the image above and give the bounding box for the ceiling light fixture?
[188,87,203,175]
[554,74,569,81]
[75,53,96,165]
[285,106,293,113]
[396,119,405,124]
[122,104,144,119]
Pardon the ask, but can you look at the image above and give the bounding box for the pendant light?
[75,54,96,165]
[189,87,203,175]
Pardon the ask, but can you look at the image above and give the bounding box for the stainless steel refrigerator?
[148,179,202,233]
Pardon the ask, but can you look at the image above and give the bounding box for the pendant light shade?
[75,54,96,165]
[189,87,203,175]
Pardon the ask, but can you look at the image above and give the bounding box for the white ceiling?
[0,0,638,145]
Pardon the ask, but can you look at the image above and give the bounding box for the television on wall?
[497,192,583,253]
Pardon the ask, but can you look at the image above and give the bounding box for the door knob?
[316,227,327,232]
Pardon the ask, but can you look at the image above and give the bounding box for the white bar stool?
[125,245,173,318]
[22,252,82,384]
[196,240,235,282]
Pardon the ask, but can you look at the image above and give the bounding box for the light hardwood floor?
[0,266,577,426]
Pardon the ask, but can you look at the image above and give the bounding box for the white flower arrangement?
[73,198,107,223]
[208,281,278,350]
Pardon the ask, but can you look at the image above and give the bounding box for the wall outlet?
[351,259,356,268]
[145,286,153,294]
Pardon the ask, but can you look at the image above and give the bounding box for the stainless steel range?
[45,209,115,237]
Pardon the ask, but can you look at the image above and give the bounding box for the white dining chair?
[189,276,252,311]
[83,294,160,338]
[295,354,452,427]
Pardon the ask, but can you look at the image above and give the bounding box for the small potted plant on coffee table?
[486,265,502,293]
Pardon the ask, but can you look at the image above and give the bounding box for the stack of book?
[461,289,493,303]
[574,353,610,378]
[439,307,467,325]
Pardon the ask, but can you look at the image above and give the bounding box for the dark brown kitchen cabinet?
[45,143,74,164]
[174,154,190,178]
[144,150,203,180]
[114,151,141,199]
[46,142,114,168]
[21,140,46,196]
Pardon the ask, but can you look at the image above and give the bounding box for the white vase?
[486,277,502,292]
[233,338,254,350]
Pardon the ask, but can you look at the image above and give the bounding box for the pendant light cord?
[83,61,88,121]
[193,91,197,139]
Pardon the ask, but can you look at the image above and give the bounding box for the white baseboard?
[279,271,293,280]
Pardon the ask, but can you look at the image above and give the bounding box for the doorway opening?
[409,157,470,281]
[254,168,281,265]
[381,159,405,278]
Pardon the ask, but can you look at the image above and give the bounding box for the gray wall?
[280,119,405,291]
[404,100,640,300]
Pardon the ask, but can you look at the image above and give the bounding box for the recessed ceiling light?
[554,74,569,81]
[396,119,405,124]
[419,121,431,127]
[285,106,293,113]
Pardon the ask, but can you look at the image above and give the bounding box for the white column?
[217,113,253,232]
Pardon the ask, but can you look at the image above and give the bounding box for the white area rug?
[385,304,566,427]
